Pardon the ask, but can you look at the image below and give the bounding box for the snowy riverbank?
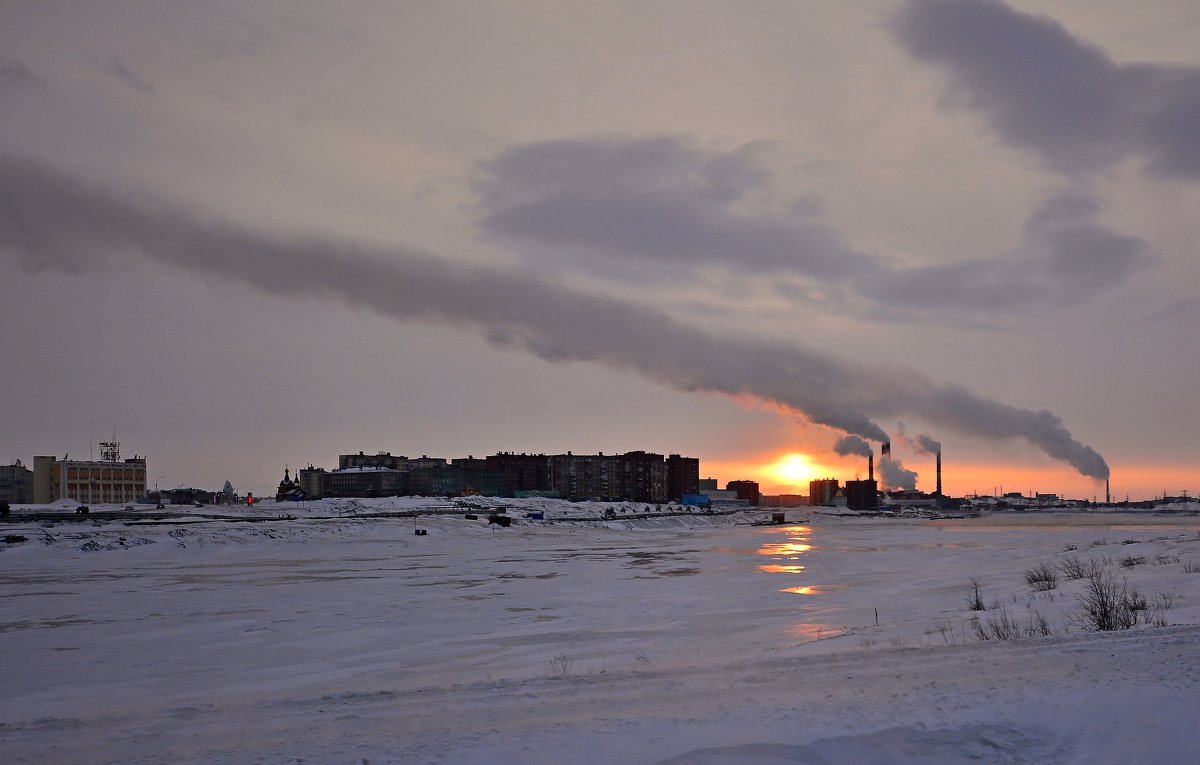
[3,507,1199,763]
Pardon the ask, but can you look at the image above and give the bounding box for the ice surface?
[2,501,1199,763]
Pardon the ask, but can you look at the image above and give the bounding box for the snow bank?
[2,512,1198,763]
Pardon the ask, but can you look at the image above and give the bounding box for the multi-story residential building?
[485,453,551,494]
[617,451,668,503]
[323,466,406,498]
[726,480,761,506]
[548,452,615,500]
[666,454,700,501]
[450,457,504,496]
[339,451,408,470]
[298,465,326,500]
[0,460,34,503]
[548,451,669,502]
[302,448,692,502]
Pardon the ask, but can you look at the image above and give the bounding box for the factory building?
[808,478,841,507]
[844,479,878,512]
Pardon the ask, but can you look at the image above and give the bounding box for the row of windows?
[65,468,144,481]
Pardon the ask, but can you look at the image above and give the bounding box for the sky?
[1,0,1197,501]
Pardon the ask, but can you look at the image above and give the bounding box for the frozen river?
[3,510,1200,763]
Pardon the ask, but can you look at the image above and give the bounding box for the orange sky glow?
[705,452,1195,503]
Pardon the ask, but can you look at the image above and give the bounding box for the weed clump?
[971,608,1051,641]
[1024,563,1059,591]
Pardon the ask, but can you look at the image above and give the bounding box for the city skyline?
[2,1,1197,501]
[4,440,1186,504]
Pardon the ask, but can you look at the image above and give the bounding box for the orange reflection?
[790,623,845,642]
[780,584,847,595]
[756,527,814,577]
[759,563,806,574]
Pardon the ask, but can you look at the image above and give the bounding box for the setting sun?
[770,453,818,486]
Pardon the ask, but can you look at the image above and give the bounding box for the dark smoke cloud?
[0,153,1110,480]
[879,456,918,491]
[916,434,941,454]
[834,435,874,458]
[893,0,1200,180]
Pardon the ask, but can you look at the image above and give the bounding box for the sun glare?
[771,453,816,486]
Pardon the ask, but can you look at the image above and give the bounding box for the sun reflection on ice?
[754,526,845,641]
[759,563,806,574]
[789,623,845,642]
[755,526,814,579]
[779,584,846,595]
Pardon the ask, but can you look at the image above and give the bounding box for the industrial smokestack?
[869,452,874,482]
[1106,478,1110,505]
[936,450,942,497]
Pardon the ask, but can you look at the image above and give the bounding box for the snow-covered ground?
[2,500,1199,764]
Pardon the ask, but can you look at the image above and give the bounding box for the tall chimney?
[1106,478,1110,505]
[868,452,874,482]
[936,450,942,497]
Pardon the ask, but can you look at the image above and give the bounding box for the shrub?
[965,577,985,611]
[547,653,574,676]
[1184,560,1200,574]
[972,608,1020,641]
[1059,556,1086,580]
[971,608,1051,641]
[1076,571,1140,631]
[1025,562,1059,591]
[1119,555,1146,568]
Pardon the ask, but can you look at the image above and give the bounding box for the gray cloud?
[893,0,1200,180]
[0,56,44,95]
[476,136,875,279]
[856,190,1152,311]
[916,434,941,454]
[879,456,918,491]
[834,434,874,458]
[106,55,156,96]
[479,137,1150,315]
[0,153,1110,480]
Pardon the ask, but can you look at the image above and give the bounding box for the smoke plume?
[879,456,919,491]
[834,435,874,458]
[0,153,1110,480]
[915,434,941,454]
